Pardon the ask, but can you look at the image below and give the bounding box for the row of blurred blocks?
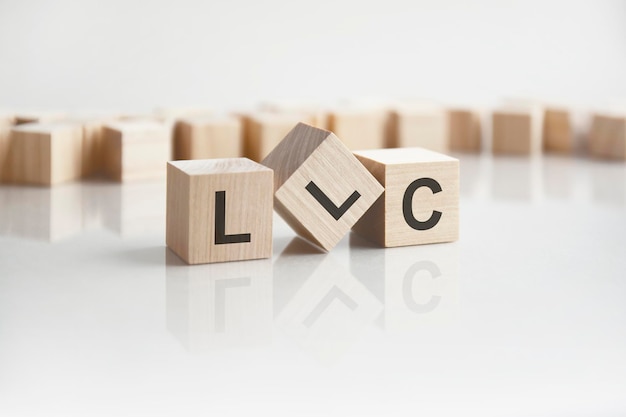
[0,101,624,186]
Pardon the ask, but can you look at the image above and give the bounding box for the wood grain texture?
[166,158,273,264]
[261,123,384,251]
[327,108,388,150]
[589,114,626,160]
[244,113,313,162]
[492,107,543,155]
[10,123,83,186]
[174,116,242,160]
[543,108,572,153]
[387,105,448,152]
[102,121,171,182]
[0,127,12,183]
[352,147,459,247]
[448,109,482,152]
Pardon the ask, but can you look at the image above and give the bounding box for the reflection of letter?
[302,286,357,328]
[402,261,442,314]
[214,277,251,332]
[215,191,251,244]
[402,178,442,231]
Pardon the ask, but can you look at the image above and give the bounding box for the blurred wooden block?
[387,105,448,152]
[245,113,311,162]
[328,108,388,150]
[259,101,328,129]
[102,121,171,182]
[68,115,121,178]
[492,108,543,155]
[543,108,572,153]
[166,158,273,264]
[174,116,242,160]
[14,111,66,125]
[0,127,12,183]
[0,112,15,127]
[448,109,482,152]
[589,114,626,160]
[153,107,212,123]
[10,123,83,186]
[262,123,384,251]
[352,147,459,247]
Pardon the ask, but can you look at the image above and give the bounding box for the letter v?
[305,181,361,221]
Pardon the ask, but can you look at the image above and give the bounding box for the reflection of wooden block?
[589,114,626,160]
[543,108,572,153]
[448,109,481,152]
[10,123,83,186]
[327,109,388,150]
[245,113,311,162]
[352,147,459,247]
[492,109,543,155]
[387,106,448,152]
[262,123,384,251]
[174,116,242,160]
[0,127,12,183]
[15,111,66,125]
[102,121,171,182]
[166,158,273,264]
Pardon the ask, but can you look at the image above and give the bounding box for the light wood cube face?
[589,115,626,160]
[174,116,242,160]
[166,158,273,264]
[328,110,388,150]
[543,109,572,153]
[262,123,384,251]
[448,109,481,152]
[492,111,541,155]
[10,123,83,186]
[102,121,171,182]
[352,147,459,247]
[388,109,448,152]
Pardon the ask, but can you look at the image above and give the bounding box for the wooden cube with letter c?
[352,147,459,247]
[166,158,273,264]
[261,123,384,251]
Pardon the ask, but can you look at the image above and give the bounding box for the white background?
[1,0,625,111]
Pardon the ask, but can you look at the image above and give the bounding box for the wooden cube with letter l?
[166,158,273,264]
[352,147,459,247]
[261,123,384,251]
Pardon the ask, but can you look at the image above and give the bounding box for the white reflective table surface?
[1,155,625,417]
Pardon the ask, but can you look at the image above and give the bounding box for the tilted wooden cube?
[166,158,273,264]
[492,108,543,155]
[543,108,572,153]
[352,147,459,247]
[327,108,388,150]
[589,114,626,160]
[10,123,83,186]
[102,121,171,182]
[448,109,482,152]
[261,123,384,251]
[387,104,448,152]
[174,116,242,160]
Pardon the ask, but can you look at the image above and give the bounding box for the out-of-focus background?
[1,0,625,111]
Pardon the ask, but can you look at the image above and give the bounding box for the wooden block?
[0,126,11,183]
[10,123,83,186]
[328,108,388,150]
[387,104,448,152]
[153,107,212,123]
[174,116,242,160]
[352,147,459,247]
[0,112,15,127]
[589,114,626,160]
[68,114,120,178]
[14,111,66,125]
[543,108,573,153]
[492,107,543,155]
[245,113,313,162]
[166,158,273,264]
[261,123,384,251]
[448,109,482,152]
[102,121,171,182]
[259,100,329,129]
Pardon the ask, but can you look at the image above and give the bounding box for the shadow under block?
[448,109,482,152]
[492,109,543,155]
[245,113,314,162]
[543,108,572,153]
[387,107,448,152]
[174,116,242,160]
[352,147,459,247]
[261,123,384,251]
[589,114,626,160]
[102,121,171,182]
[166,158,273,264]
[327,109,388,150]
[10,123,83,186]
